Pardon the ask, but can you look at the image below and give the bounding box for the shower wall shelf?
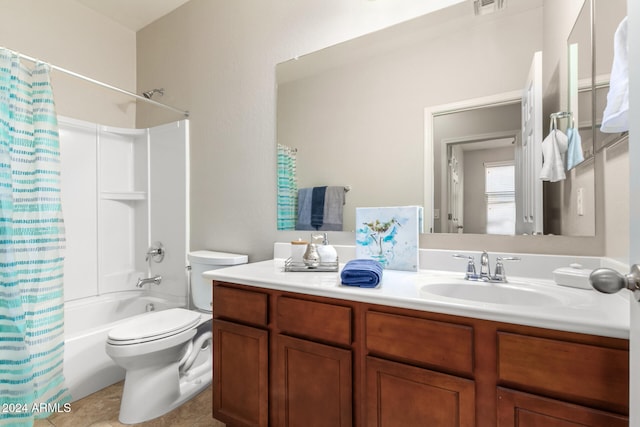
[101,191,147,201]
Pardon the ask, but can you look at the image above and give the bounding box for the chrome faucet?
[453,252,520,283]
[479,251,491,280]
[136,275,162,288]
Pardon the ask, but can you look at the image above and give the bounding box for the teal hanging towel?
[0,49,70,426]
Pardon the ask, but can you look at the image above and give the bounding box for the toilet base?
[117,347,212,424]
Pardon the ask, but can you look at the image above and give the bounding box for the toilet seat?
[107,308,202,345]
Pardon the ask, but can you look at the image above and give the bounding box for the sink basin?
[418,281,564,307]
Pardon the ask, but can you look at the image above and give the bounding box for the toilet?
[105,250,248,424]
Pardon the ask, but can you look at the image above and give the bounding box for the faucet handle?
[453,254,476,279]
[146,242,165,263]
[494,256,521,281]
[496,256,521,262]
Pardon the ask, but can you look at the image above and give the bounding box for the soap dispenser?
[316,233,338,264]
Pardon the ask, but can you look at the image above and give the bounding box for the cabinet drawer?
[213,285,268,326]
[497,388,627,427]
[497,332,629,414]
[365,311,473,375]
[277,296,352,346]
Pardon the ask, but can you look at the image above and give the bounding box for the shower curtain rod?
[3,47,189,118]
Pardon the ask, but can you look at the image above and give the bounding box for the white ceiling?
[75,0,191,31]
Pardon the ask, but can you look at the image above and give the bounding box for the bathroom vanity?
[205,258,629,427]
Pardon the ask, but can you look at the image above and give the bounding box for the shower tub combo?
[58,115,191,403]
[63,291,181,401]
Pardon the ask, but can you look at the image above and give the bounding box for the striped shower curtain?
[277,144,297,230]
[0,49,70,425]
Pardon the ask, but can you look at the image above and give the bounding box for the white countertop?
[204,259,630,340]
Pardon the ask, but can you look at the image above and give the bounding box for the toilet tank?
[188,250,248,312]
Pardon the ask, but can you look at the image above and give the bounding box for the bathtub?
[63,291,182,402]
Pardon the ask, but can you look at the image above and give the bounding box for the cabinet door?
[213,319,268,427]
[497,388,628,427]
[366,356,475,427]
[274,334,352,427]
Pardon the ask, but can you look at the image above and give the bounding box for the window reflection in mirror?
[485,162,516,235]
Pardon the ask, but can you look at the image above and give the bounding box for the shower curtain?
[277,144,297,230]
[0,49,70,425]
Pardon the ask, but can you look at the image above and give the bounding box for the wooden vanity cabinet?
[212,280,629,427]
[363,306,629,427]
[274,334,352,426]
[212,284,269,427]
[212,281,358,427]
[495,329,629,427]
[365,356,475,426]
[213,320,268,427]
[364,310,476,426]
[273,296,355,426]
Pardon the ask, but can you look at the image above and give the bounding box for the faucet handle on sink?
[494,256,521,282]
[453,254,476,280]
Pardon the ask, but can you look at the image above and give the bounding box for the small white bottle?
[316,233,338,264]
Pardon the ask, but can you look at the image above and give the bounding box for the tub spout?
[136,275,162,288]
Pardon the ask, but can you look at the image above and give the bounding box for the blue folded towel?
[311,186,327,229]
[340,259,383,288]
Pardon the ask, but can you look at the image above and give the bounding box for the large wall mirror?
[276,0,625,240]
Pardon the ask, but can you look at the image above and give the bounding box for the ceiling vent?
[473,0,506,15]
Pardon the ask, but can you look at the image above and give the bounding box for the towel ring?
[549,111,573,132]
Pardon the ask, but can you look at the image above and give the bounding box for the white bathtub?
[63,291,182,401]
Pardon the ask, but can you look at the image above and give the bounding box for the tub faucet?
[136,275,162,288]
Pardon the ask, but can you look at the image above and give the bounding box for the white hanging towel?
[601,16,628,133]
[540,129,568,182]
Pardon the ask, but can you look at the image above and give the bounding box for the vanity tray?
[284,257,339,272]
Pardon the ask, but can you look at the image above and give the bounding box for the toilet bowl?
[105,250,247,424]
[105,308,212,424]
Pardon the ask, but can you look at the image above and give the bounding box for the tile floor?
[33,382,225,427]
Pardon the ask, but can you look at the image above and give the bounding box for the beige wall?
[1,0,137,128]
[133,0,627,261]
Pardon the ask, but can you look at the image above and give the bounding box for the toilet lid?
[107,308,201,344]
